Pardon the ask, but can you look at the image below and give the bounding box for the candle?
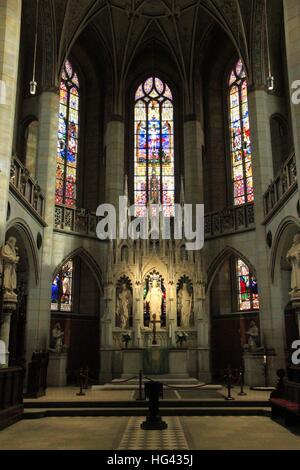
[169,323,172,339]
[263,355,267,364]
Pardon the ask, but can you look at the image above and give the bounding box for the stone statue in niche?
[117,283,132,329]
[50,323,65,353]
[245,320,260,352]
[0,236,19,301]
[287,234,300,298]
[178,282,192,329]
[145,279,163,320]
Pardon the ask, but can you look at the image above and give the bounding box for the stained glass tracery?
[51,260,73,312]
[236,259,259,311]
[56,60,80,208]
[134,77,175,217]
[229,60,254,206]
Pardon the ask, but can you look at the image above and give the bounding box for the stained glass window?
[236,259,259,311]
[229,60,254,206]
[51,260,73,312]
[56,60,80,208]
[134,77,174,217]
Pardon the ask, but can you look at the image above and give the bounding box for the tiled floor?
[118,417,189,450]
[0,416,299,450]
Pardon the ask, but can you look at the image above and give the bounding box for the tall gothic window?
[56,60,80,208]
[229,59,254,206]
[134,77,175,217]
[236,259,259,311]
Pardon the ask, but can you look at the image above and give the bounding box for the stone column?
[248,88,285,380]
[195,281,210,382]
[284,0,300,195]
[25,90,59,361]
[105,117,125,209]
[183,116,204,204]
[0,310,13,367]
[133,284,143,348]
[0,0,21,243]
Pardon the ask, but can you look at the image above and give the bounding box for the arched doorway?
[208,249,260,379]
[51,250,103,383]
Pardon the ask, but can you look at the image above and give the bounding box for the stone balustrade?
[54,205,99,236]
[10,156,45,221]
[263,152,297,223]
[204,202,255,239]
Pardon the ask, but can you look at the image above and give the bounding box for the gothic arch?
[207,246,257,293]
[5,218,39,286]
[52,247,104,293]
[270,216,300,283]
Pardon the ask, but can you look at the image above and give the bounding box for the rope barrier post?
[84,366,89,390]
[238,365,247,396]
[136,370,145,401]
[224,366,235,401]
[76,368,86,396]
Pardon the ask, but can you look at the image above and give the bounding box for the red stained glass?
[229,60,254,206]
[236,259,259,311]
[134,77,174,216]
[56,59,80,208]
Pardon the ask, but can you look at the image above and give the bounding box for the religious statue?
[287,234,300,298]
[117,283,132,329]
[0,236,19,301]
[245,320,260,352]
[51,323,65,353]
[178,283,192,329]
[145,280,163,320]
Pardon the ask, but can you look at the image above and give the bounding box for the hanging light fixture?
[30,0,39,95]
[265,0,274,91]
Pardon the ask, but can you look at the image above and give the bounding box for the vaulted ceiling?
[22,0,276,112]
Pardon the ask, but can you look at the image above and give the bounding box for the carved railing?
[204,202,255,239]
[10,156,45,220]
[54,205,99,236]
[263,152,297,222]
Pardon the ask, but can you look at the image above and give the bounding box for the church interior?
[0,0,300,452]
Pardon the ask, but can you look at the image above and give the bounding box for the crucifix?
[150,314,161,345]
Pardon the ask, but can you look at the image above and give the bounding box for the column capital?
[39,85,60,96]
[108,114,124,123]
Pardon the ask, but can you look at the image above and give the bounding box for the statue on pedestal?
[145,280,163,320]
[50,323,65,353]
[287,234,300,299]
[178,283,192,329]
[245,320,260,352]
[117,283,132,329]
[0,236,19,301]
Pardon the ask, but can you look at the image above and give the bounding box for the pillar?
[183,116,204,204]
[248,88,286,378]
[25,89,59,361]
[284,0,300,195]
[0,0,21,243]
[105,117,125,209]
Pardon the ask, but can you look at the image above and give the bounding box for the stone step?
[23,406,271,419]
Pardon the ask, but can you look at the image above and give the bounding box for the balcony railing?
[204,202,255,239]
[10,156,45,221]
[263,152,297,222]
[54,205,99,236]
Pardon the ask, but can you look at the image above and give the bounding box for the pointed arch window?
[51,260,73,312]
[56,60,80,208]
[134,77,175,217]
[229,60,254,206]
[236,259,259,311]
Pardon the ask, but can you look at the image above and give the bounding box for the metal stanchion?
[76,368,86,396]
[84,366,89,390]
[238,365,247,396]
[224,366,235,401]
[136,370,145,401]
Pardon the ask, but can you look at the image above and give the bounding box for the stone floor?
[0,416,299,450]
